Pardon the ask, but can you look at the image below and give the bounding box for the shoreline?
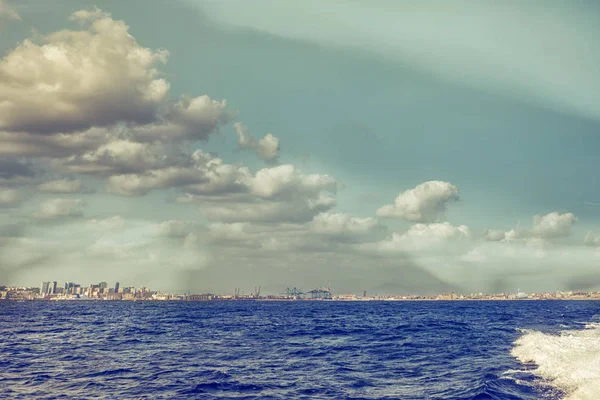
[2,297,600,302]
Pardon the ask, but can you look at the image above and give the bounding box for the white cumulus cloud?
[376,181,459,222]
[373,222,471,255]
[0,8,169,134]
[233,123,280,163]
[531,212,577,239]
[310,212,382,237]
[484,212,577,243]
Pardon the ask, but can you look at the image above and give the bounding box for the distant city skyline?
[1,1,600,294]
[2,278,600,302]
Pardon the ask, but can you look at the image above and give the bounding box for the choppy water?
[1,300,599,399]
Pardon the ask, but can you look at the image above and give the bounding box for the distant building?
[99,282,108,290]
[64,282,74,294]
[50,281,57,295]
[40,282,50,295]
[114,282,120,293]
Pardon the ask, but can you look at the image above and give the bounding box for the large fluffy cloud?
[0,8,168,134]
[194,164,338,223]
[104,150,339,222]
[0,7,231,167]
[531,212,577,238]
[376,181,459,222]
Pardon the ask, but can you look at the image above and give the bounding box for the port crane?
[306,286,332,299]
[282,287,304,297]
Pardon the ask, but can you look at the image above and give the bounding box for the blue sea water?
[1,300,599,399]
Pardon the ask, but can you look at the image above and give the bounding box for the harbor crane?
[282,287,304,297]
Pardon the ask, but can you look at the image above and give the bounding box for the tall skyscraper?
[50,281,57,295]
[99,282,108,290]
[40,282,50,295]
[64,282,74,294]
[114,282,120,293]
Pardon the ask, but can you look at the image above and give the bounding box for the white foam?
[512,324,600,400]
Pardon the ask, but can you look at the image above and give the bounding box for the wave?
[511,323,600,400]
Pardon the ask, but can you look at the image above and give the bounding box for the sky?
[1,0,600,295]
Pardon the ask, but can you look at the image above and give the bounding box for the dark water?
[1,300,598,399]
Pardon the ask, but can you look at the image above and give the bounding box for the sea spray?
[512,324,600,400]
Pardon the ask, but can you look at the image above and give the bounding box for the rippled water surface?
[1,300,599,399]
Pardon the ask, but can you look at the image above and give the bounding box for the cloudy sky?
[1,0,600,295]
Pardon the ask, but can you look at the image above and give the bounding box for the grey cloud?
[106,167,207,196]
[482,229,507,242]
[33,198,85,219]
[55,140,189,176]
[37,179,91,194]
[0,129,108,158]
[0,157,36,184]
[104,150,246,196]
[131,95,233,143]
[182,164,339,223]
[154,220,197,238]
[564,274,600,291]
[0,188,23,207]
[0,222,25,238]
[0,218,211,287]
[106,155,339,224]
[173,252,456,296]
[201,195,336,223]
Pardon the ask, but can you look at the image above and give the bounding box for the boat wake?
[511,321,600,400]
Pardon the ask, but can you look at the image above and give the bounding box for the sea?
[1,300,599,399]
